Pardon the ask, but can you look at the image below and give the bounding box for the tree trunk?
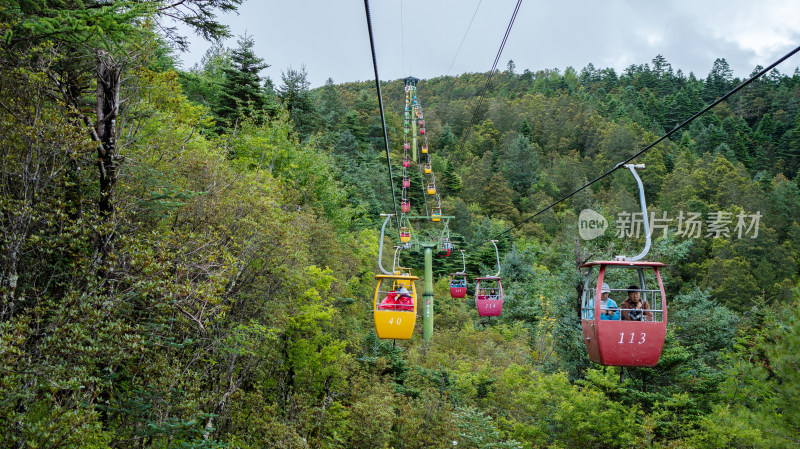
[94,50,121,262]
[575,238,592,319]
[1,246,20,321]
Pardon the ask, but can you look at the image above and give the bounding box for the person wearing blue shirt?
[584,282,620,320]
[599,282,620,320]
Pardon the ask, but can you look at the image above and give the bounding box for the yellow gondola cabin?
[373,273,419,339]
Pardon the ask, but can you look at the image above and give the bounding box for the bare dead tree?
[93,50,122,264]
[574,237,593,319]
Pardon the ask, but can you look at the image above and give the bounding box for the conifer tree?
[782,113,800,177]
[214,33,270,132]
[438,125,458,154]
[278,65,319,140]
[502,134,539,195]
[440,161,462,197]
[705,58,734,101]
[482,173,518,221]
[318,78,345,132]
[519,119,533,141]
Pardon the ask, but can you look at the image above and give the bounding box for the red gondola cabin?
[580,260,668,367]
[450,273,467,298]
[475,276,503,317]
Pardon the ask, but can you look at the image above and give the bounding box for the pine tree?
[652,54,673,78]
[278,65,319,140]
[579,63,599,87]
[318,78,345,132]
[438,125,457,153]
[482,173,518,222]
[519,119,533,141]
[782,113,800,177]
[705,58,734,101]
[214,33,270,132]
[664,90,692,130]
[501,134,539,195]
[440,161,462,197]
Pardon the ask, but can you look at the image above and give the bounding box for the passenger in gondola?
[395,286,414,311]
[599,282,620,320]
[489,289,499,300]
[621,285,652,321]
[378,290,398,310]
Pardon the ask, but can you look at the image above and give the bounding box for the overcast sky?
[174,0,800,88]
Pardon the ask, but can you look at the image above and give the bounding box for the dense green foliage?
[1,4,799,447]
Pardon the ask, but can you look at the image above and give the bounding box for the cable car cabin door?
[475,276,503,317]
[580,262,668,367]
[373,274,418,340]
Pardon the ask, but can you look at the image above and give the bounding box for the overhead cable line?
[481,43,800,245]
[456,0,523,152]
[446,0,483,75]
[400,0,406,75]
[363,0,400,228]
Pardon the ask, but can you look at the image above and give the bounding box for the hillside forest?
[1,2,800,448]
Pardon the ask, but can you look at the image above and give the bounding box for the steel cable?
[484,43,800,244]
[363,0,400,228]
